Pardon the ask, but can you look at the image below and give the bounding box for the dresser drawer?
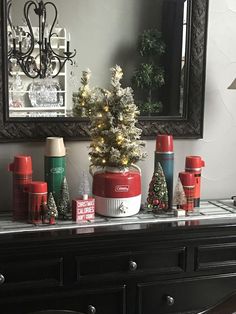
[196,242,236,272]
[137,274,236,314]
[0,285,126,314]
[0,256,63,291]
[76,247,186,281]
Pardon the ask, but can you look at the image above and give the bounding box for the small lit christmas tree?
[73,69,92,117]
[147,162,168,212]
[173,178,187,209]
[132,29,165,115]
[89,65,146,168]
[47,192,58,225]
[58,177,71,220]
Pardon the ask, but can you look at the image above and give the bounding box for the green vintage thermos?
[44,137,66,206]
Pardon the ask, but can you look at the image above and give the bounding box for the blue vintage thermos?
[155,134,174,209]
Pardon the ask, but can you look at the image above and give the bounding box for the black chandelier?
[7,0,76,79]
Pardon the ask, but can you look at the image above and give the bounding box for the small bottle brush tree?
[173,178,187,209]
[73,69,92,117]
[88,65,146,168]
[47,192,58,225]
[132,29,165,115]
[147,162,168,212]
[58,177,71,219]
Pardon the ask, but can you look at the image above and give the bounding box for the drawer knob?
[0,274,5,285]
[129,260,137,271]
[166,295,175,306]
[88,305,96,314]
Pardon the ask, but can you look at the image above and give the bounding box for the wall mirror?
[0,0,208,141]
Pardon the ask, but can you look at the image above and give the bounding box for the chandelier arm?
[44,2,58,46]
[50,55,74,78]
[23,1,37,57]
[49,55,62,78]
[7,1,13,30]
[10,54,40,79]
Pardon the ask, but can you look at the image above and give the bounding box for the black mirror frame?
[0,0,208,142]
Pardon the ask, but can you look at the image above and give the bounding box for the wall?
[2,0,236,210]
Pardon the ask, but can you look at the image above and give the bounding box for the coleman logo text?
[115,185,129,192]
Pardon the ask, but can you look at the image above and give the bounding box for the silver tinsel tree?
[78,171,91,197]
[88,65,147,168]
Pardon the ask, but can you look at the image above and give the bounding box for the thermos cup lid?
[8,155,32,174]
[156,134,173,153]
[179,172,195,187]
[185,156,205,170]
[28,181,47,193]
[45,137,66,157]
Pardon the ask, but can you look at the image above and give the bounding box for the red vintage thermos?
[179,172,195,211]
[185,156,205,207]
[91,165,141,217]
[28,181,47,224]
[8,155,32,221]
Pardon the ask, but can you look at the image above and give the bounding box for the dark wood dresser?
[1,216,236,314]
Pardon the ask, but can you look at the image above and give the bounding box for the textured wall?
[2,0,236,210]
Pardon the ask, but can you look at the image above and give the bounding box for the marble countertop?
[0,199,236,235]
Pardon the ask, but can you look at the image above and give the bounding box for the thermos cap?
[28,181,47,193]
[179,172,195,187]
[45,137,66,157]
[8,155,32,175]
[185,156,205,170]
[156,134,173,153]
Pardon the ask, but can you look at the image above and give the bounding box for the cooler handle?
[89,165,96,177]
[131,163,142,174]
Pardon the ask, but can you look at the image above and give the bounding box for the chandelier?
[7,0,76,79]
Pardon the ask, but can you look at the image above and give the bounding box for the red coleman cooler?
[91,165,141,217]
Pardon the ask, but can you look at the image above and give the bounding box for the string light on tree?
[104,105,109,112]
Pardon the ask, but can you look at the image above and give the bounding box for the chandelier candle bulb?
[44,137,66,206]
[155,134,174,209]
[185,156,205,207]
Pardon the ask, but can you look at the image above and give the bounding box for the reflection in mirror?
[7,0,189,119]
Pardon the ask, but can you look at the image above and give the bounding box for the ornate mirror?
[0,0,208,141]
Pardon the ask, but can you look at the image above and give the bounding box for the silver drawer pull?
[0,274,5,285]
[129,260,137,271]
[166,295,175,306]
[88,305,96,314]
